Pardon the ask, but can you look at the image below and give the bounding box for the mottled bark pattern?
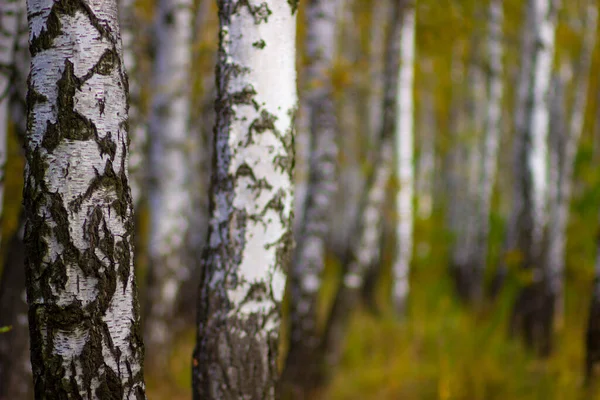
[283,0,339,393]
[23,0,146,397]
[145,0,194,360]
[193,1,297,399]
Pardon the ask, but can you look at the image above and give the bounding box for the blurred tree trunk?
[314,0,404,387]
[192,1,298,398]
[547,4,596,329]
[282,0,340,395]
[392,0,416,315]
[23,0,146,396]
[144,0,194,365]
[506,0,560,356]
[416,63,436,222]
[119,0,147,208]
[470,0,504,302]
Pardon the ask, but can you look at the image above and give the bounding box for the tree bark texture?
[192,1,298,399]
[144,0,194,361]
[282,0,339,394]
[23,0,146,397]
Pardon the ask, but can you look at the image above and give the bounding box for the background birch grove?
[6,0,600,398]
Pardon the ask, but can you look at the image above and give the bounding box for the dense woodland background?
[4,0,600,398]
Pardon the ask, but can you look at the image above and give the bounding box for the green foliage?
[0,325,12,334]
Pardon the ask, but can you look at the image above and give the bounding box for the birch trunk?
[23,0,146,396]
[508,0,560,355]
[316,0,403,385]
[282,0,339,393]
[547,4,596,324]
[457,0,503,303]
[144,0,194,362]
[472,0,503,299]
[192,1,298,398]
[119,0,147,208]
[392,0,416,314]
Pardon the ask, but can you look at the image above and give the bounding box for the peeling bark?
[282,0,339,394]
[192,1,298,399]
[144,0,194,363]
[23,0,146,397]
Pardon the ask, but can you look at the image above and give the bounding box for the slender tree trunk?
[416,65,436,221]
[144,0,194,364]
[282,0,339,395]
[314,0,404,387]
[192,1,298,398]
[119,0,147,208]
[472,0,503,300]
[23,0,146,396]
[547,4,596,327]
[392,0,416,315]
[507,0,560,356]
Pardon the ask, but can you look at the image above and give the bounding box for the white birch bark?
[548,3,596,312]
[527,0,560,265]
[472,0,504,298]
[392,0,416,314]
[119,0,147,207]
[23,0,146,397]
[193,1,297,398]
[0,0,21,248]
[144,0,194,357]
[284,0,339,389]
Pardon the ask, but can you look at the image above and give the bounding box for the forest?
[2,0,600,399]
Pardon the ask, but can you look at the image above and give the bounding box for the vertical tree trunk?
[192,1,298,398]
[392,0,416,315]
[507,0,560,356]
[416,64,436,221]
[547,3,596,326]
[144,0,194,364]
[23,0,146,397]
[119,0,147,208]
[282,0,339,395]
[314,0,404,386]
[472,0,503,299]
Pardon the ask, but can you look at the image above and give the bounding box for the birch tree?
[283,0,339,393]
[392,0,416,315]
[144,0,194,361]
[547,3,596,324]
[313,0,404,386]
[22,0,146,396]
[119,0,147,207]
[471,0,503,300]
[506,0,560,354]
[192,1,298,398]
